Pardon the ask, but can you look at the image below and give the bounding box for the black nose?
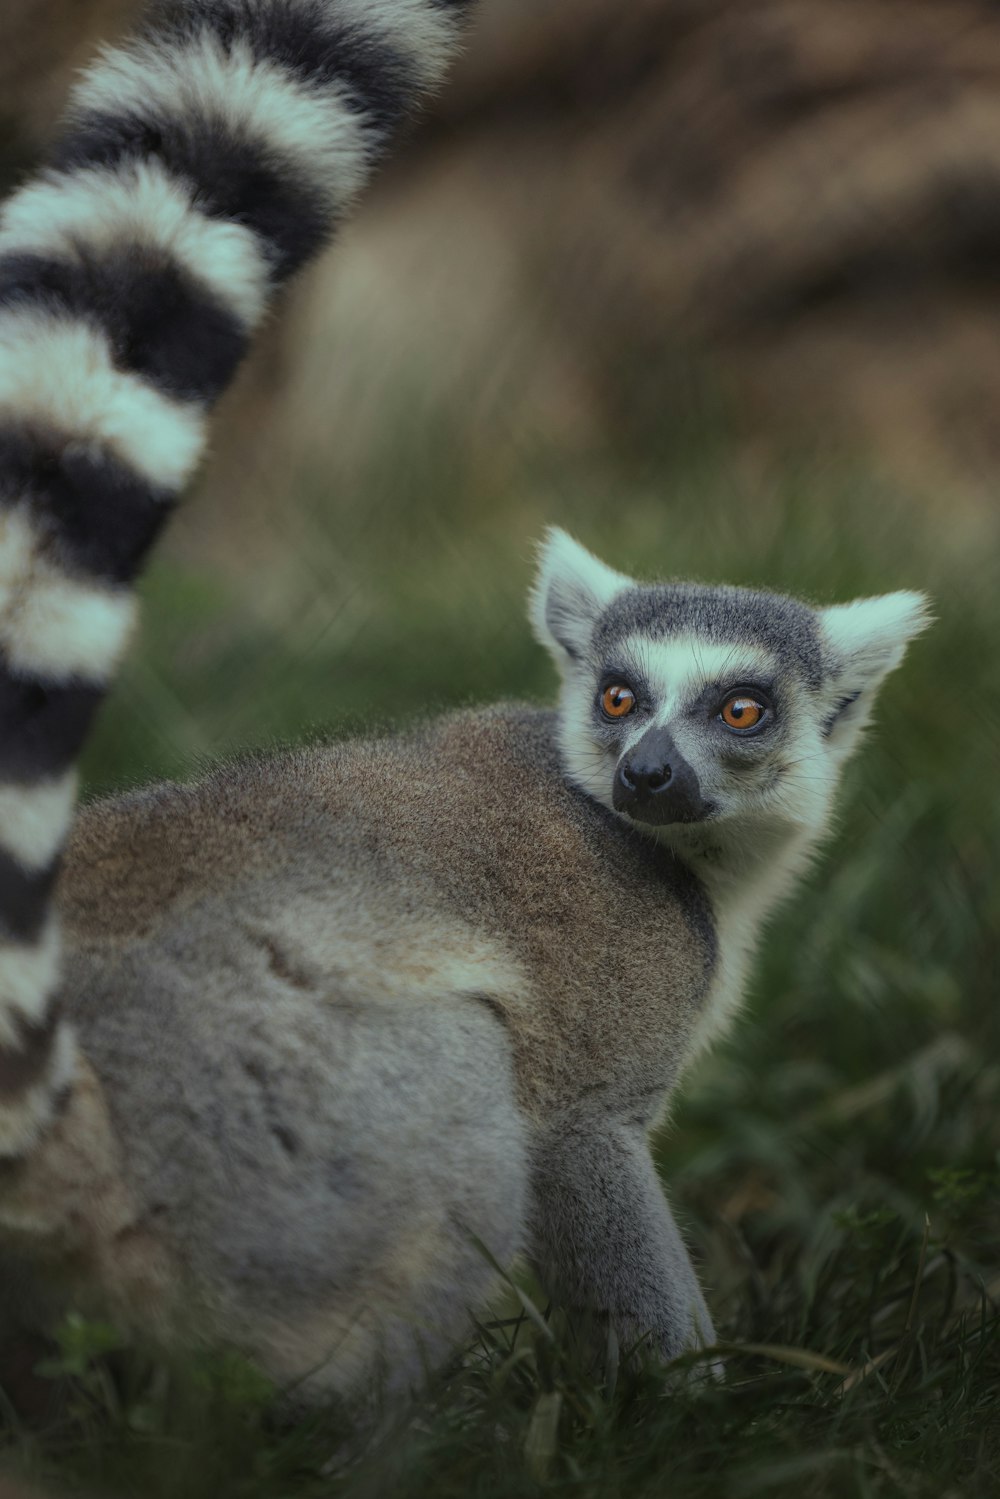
[613,730,706,825]
[618,759,673,796]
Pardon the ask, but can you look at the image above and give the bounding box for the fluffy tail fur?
[0,0,474,1156]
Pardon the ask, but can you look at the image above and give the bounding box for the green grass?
[4,354,999,1497]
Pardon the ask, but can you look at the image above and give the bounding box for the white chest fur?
[668,820,825,1062]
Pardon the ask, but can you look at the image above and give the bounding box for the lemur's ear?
[817,591,932,746]
[529,529,630,664]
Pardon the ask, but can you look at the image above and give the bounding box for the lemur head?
[531,529,930,858]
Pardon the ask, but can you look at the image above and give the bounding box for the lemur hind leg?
[1,997,528,1408]
[75,988,529,1406]
[236,1004,529,1406]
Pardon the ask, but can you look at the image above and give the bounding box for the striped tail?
[0,0,474,1158]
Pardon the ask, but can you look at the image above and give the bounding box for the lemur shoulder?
[0,0,929,1403]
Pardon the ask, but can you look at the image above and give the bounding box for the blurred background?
[2,0,998,774]
[0,3,998,1492]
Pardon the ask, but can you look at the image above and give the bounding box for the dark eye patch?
[686,677,777,720]
[592,663,650,729]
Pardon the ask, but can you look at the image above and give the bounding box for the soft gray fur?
[0,530,929,1403]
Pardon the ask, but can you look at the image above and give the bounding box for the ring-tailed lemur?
[0,2,929,1405]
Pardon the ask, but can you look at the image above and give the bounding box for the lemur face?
[577,634,815,830]
[530,529,930,842]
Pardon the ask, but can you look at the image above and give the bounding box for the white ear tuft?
[818,590,932,743]
[529,528,631,664]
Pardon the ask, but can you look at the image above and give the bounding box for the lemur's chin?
[614,795,717,828]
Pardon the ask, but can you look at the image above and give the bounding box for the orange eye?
[601,684,636,719]
[721,695,765,730]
